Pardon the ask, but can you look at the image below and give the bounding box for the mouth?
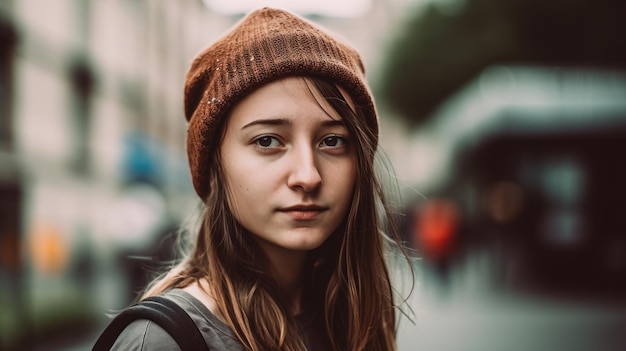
[279,205,327,220]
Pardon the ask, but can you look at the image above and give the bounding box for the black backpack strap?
[92,295,209,351]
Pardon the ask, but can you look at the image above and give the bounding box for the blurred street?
[397,251,626,351]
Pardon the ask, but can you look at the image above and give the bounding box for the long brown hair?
[142,77,412,351]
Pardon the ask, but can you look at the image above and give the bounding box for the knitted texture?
[184,7,378,200]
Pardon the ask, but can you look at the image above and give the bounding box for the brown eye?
[254,136,281,148]
[320,135,346,148]
[324,136,339,146]
[258,136,273,147]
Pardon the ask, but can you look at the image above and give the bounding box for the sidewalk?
[396,254,626,351]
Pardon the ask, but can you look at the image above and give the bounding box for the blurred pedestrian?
[412,198,460,293]
[96,7,412,351]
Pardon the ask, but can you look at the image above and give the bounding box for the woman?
[105,7,412,351]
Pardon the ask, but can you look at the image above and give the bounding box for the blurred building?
[403,65,626,295]
[392,65,626,351]
[0,1,206,349]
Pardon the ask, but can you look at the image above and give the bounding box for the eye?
[320,135,346,148]
[254,135,282,148]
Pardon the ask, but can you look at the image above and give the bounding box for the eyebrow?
[240,118,345,130]
[241,118,291,130]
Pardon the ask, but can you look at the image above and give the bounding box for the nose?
[287,146,322,192]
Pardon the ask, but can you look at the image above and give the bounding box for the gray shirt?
[110,288,331,350]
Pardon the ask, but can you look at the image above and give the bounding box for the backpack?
[92,295,209,351]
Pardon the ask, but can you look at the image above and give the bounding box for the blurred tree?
[379,0,626,125]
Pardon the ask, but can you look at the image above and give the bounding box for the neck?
[257,241,308,315]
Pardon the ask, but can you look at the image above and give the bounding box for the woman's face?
[219,77,357,257]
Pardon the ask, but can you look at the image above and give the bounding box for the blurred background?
[1,0,625,350]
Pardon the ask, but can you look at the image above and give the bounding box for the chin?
[284,240,327,252]
[283,234,331,252]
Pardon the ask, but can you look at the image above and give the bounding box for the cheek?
[235,163,265,188]
[223,160,269,206]
[223,174,254,226]
[225,168,250,197]
[332,161,357,201]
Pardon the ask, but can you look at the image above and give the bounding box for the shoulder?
[103,287,244,351]
[100,289,244,351]
[167,286,245,350]
[110,319,180,351]
[181,279,221,317]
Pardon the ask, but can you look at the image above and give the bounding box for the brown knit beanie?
[184,7,378,200]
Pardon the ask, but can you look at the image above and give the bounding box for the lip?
[279,204,327,220]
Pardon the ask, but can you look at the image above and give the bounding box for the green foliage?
[379,0,626,125]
